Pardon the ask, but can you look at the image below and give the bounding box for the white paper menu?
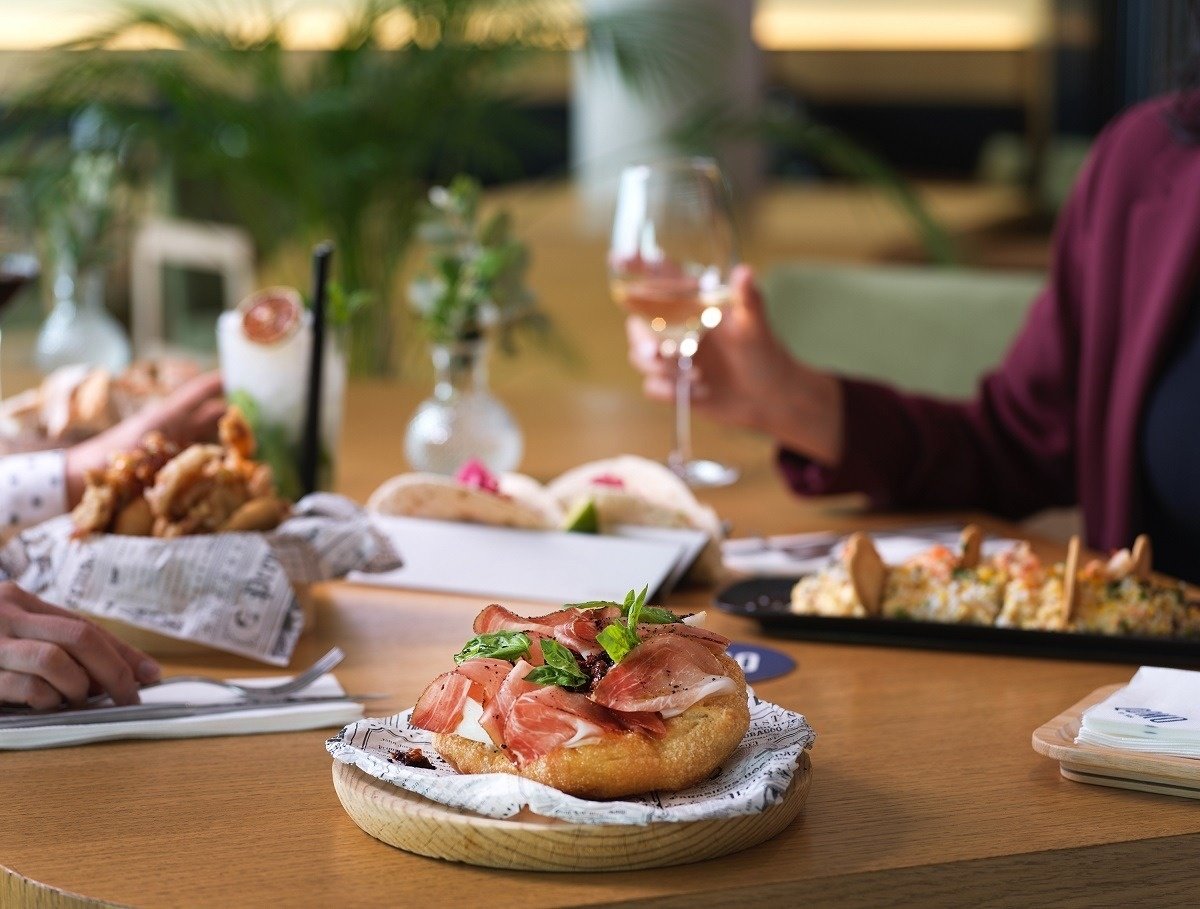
[349,516,708,603]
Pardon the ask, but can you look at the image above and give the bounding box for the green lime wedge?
[563,498,600,533]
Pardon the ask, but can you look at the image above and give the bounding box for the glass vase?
[404,337,523,475]
[34,264,131,374]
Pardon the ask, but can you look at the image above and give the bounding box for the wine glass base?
[670,458,740,489]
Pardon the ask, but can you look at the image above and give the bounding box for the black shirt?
[1140,299,1200,583]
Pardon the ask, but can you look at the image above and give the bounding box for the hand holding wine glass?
[625,265,846,469]
[609,158,739,487]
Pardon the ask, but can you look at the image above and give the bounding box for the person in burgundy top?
[629,93,1200,583]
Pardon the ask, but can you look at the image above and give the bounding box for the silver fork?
[82,646,346,707]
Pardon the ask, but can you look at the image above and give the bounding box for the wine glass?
[0,185,40,399]
[609,157,739,488]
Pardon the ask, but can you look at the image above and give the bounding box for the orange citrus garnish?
[239,287,303,345]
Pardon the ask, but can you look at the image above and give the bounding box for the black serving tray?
[715,575,1200,667]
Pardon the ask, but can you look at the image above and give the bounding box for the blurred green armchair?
[760,262,1045,399]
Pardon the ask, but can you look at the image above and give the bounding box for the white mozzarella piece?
[452,697,494,745]
[658,674,738,718]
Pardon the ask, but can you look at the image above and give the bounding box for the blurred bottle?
[404,338,523,474]
[34,265,130,374]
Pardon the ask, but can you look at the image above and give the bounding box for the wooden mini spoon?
[1062,535,1082,626]
[846,532,887,616]
[1131,534,1152,582]
[959,524,983,570]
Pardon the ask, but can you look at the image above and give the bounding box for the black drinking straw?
[300,241,334,497]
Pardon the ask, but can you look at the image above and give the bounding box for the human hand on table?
[626,264,845,465]
[65,372,226,507]
[0,582,160,709]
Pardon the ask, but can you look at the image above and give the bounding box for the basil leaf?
[524,665,583,687]
[523,639,587,687]
[453,631,531,664]
[596,623,638,664]
[625,585,649,629]
[636,605,680,625]
[563,600,620,611]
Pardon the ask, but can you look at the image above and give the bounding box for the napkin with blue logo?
[1076,666,1200,758]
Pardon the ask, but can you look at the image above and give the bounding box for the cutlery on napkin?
[0,673,366,750]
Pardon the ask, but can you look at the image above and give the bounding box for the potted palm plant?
[11,0,726,375]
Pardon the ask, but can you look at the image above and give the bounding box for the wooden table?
[3,381,1199,907]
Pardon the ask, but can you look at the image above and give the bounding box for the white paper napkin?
[1076,666,1200,757]
[354,516,706,602]
[0,673,363,751]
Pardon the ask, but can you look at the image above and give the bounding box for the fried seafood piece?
[217,406,274,498]
[219,405,256,460]
[72,405,286,538]
[71,432,181,535]
[145,444,250,537]
[145,411,284,537]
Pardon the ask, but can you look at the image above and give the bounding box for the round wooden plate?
[331,753,812,872]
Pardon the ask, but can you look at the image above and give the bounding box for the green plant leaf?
[453,631,532,664]
[635,605,679,625]
[564,600,621,611]
[596,622,638,664]
[523,639,588,688]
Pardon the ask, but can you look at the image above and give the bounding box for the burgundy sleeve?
[778,134,1103,520]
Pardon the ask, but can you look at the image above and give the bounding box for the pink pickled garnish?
[455,459,500,494]
[590,473,625,489]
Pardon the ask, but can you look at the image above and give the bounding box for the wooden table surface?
[3,380,1199,908]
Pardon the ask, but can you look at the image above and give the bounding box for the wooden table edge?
[576,831,1200,908]
[1,860,124,909]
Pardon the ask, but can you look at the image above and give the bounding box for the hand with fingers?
[0,582,161,709]
[626,264,846,467]
[65,372,227,507]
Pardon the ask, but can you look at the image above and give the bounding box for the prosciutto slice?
[410,658,512,733]
[454,658,513,702]
[480,659,540,750]
[591,635,739,718]
[617,709,667,737]
[637,622,730,654]
[504,686,628,766]
[473,604,622,657]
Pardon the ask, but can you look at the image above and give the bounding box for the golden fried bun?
[433,674,750,800]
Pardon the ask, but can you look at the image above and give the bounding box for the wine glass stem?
[669,350,694,475]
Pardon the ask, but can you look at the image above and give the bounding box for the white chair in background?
[130,217,255,359]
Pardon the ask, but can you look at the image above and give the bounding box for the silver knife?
[0,694,386,730]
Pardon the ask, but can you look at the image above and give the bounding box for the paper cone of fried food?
[1061,535,1082,626]
[1131,534,1152,582]
[959,524,983,570]
[846,532,887,616]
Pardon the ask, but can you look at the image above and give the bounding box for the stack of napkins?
[1076,666,1200,757]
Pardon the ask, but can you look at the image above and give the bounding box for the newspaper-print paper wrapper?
[326,695,814,825]
[0,493,401,666]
